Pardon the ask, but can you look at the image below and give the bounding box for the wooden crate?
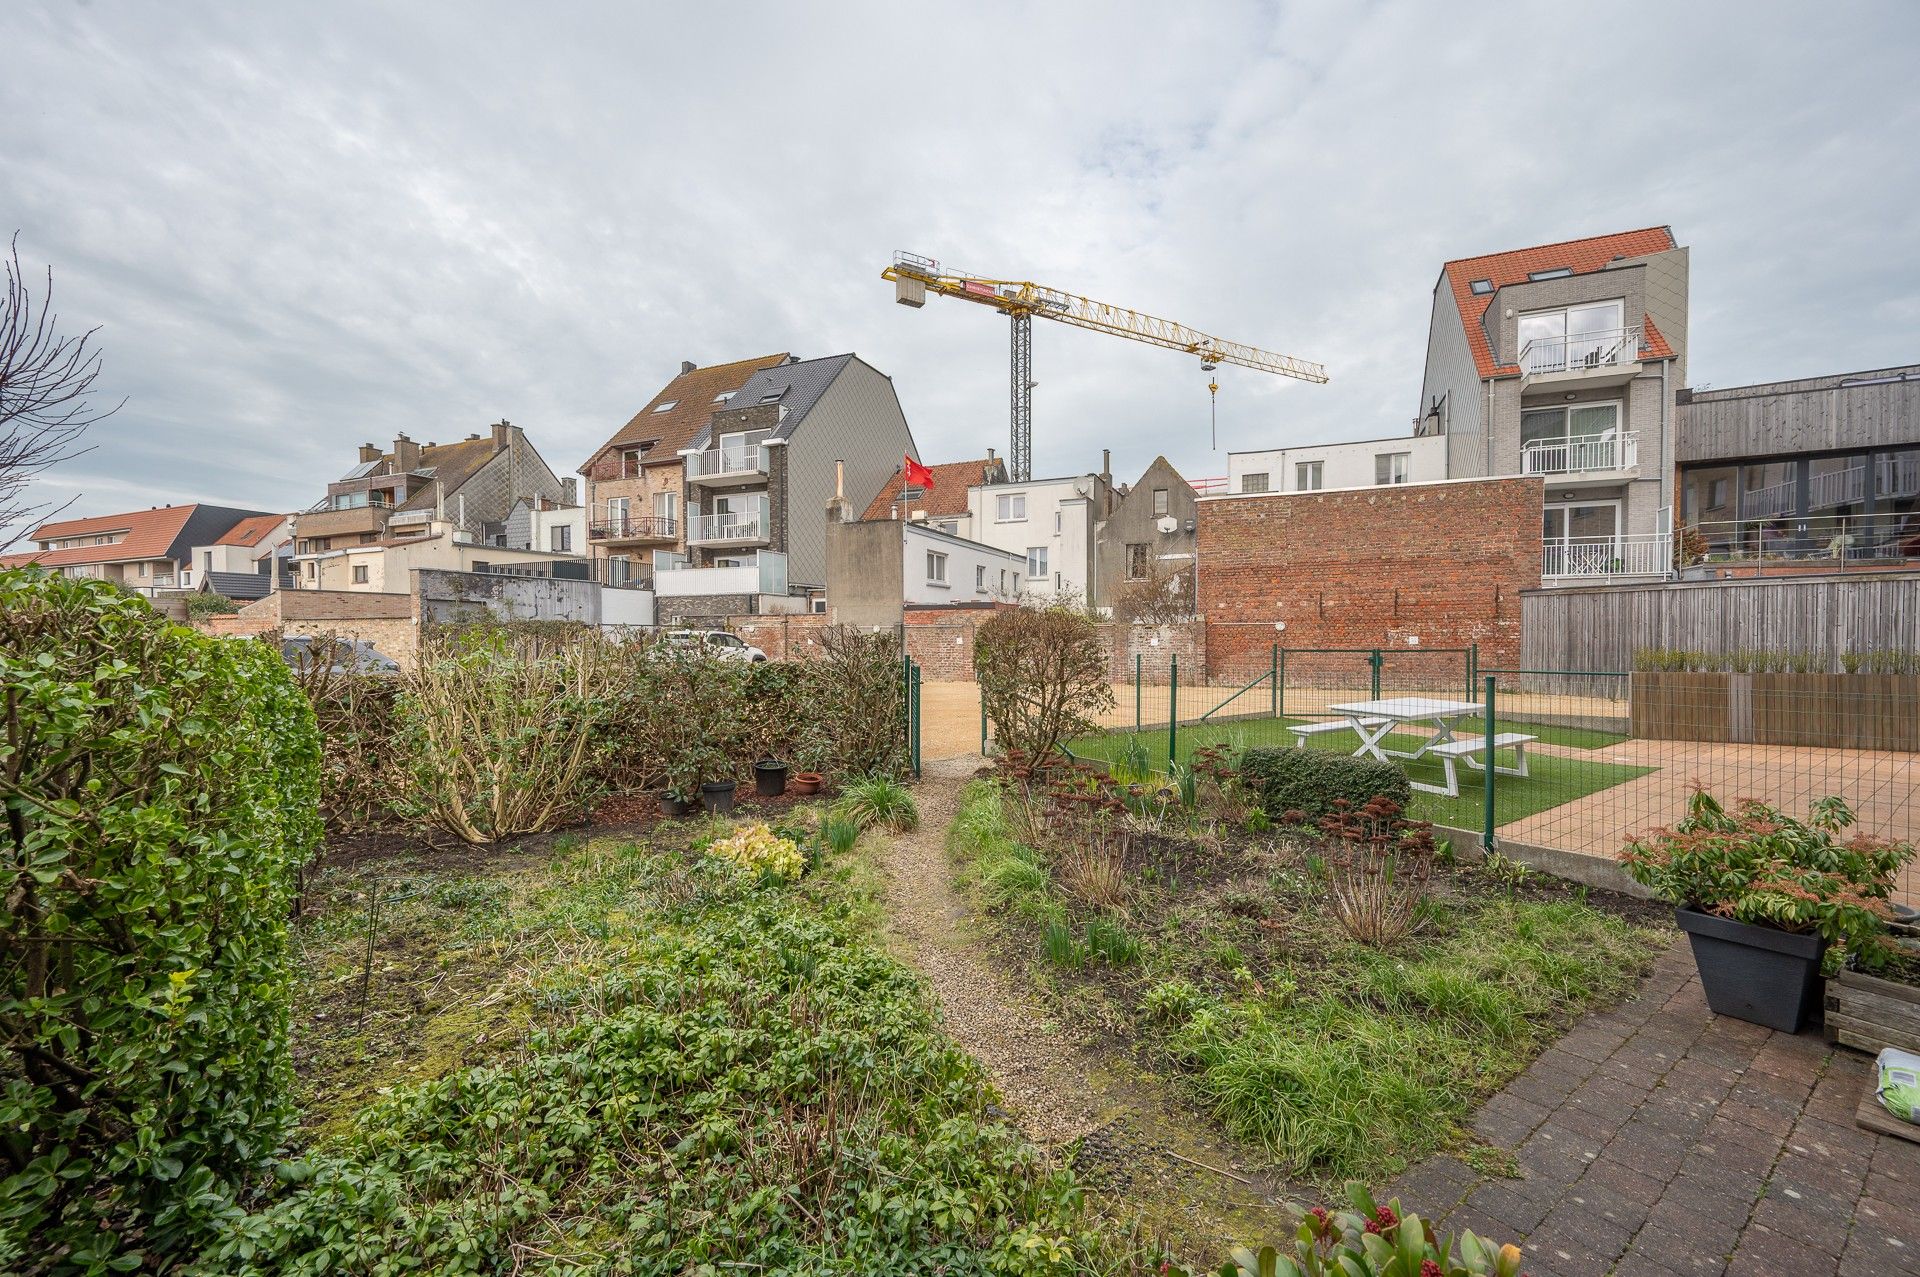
[1826,967,1920,1055]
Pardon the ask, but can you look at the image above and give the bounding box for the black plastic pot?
[658,792,696,818]
[1676,906,1827,1033]
[700,780,737,815]
[755,759,790,797]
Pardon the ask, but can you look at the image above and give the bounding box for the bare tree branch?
[0,233,122,549]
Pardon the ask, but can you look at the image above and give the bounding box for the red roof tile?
[1441,227,1677,378]
[19,505,202,566]
[215,514,288,547]
[859,457,1006,521]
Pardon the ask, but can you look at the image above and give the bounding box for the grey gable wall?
[784,359,917,586]
[1093,457,1196,609]
[1417,280,1485,478]
[446,431,568,539]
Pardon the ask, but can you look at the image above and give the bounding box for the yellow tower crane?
[882,250,1327,481]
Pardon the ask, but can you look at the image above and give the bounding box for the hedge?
[1238,746,1412,821]
[0,570,322,1271]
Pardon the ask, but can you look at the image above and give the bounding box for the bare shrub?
[975,605,1114,759]
[799,626,909,778]
[1311,796,1436,947]
[1110,559,1195,626]
[286,631,407,833]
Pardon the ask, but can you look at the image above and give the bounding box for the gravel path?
[879,760,1302,1253]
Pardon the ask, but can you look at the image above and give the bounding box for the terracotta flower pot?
[791,772,824,796]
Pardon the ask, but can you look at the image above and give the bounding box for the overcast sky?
[4,1,1916,536]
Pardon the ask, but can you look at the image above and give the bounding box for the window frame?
[1375,452,1411,485]
[1026,546,1048,580]
[926,550,948,585]
[1151,487,1169,516]
[1126,542,1149,580]
[1295,460,1324,491]
[995,492,1027,523]
[1241,472,1270,494]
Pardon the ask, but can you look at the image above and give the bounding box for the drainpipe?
[1484,378,1494,477]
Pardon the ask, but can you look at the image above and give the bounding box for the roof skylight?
[1469,279,1494,295]
[1527,268,1573,280]
[653,400,678,412]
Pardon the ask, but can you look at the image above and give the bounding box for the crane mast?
[883,251,1327,481]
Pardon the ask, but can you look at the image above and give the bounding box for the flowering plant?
[706,822,805,880]
[1216,1182,1523,1276]
[1622,789,1913,967]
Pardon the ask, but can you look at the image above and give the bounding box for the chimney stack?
[358,442,381,464]
[392,434,421,473]
[834,458,845,501]
[682,360,697,375]
[491,419,512,450]
[826,459,853,525]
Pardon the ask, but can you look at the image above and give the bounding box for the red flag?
[903,455,934,489]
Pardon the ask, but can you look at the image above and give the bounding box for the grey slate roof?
[684,354,856,450]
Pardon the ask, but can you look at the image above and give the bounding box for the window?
[938,520,958,535]
[1152,487,1169,516]
[621,447,645,478]
[608,555,632,586]
[1375,452,1410,485]
[1054,511,1062,533]
[1126,543,1149,579]
[1241,472,1270,494]
[996,493,1027,522]
[360,533,379,544]
[975,564,987,592]
[1527,267,1573,280]
[1519,403,1621,473]
[926,551,948,584]
[605,496,628,532]
[712,390,734,403]
[1026,546,1048,579]
[352,564,369,584]
[654,491,678,528]
[758,390,782,404]
[550,525,572,553]
[999,568,1008,593]
[1295,461,1323,491]
[137,563,148,578]
[1469,278,1494,295]
[652,400,677,413]
[1517,299,1625,373]
[305,561,317,579]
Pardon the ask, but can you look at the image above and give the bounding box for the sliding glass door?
[1543,501,1621,575]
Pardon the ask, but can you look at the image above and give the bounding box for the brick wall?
[193,589,421,668]
[732,612,830,660]
[1196,477,1543,675]
[1106,620,1206,684]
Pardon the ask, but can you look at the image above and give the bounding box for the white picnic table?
[1324,697,1483,795]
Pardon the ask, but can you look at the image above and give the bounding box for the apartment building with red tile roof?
[0,503,275,595]
[1413,226,1691,585]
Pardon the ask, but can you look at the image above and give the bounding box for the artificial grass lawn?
[1068,718,1653,832]
[950,782,1667,1184]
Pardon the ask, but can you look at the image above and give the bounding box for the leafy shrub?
[1142,979,1214,1023]
[798,626,909,779]
[706,822,805,879]
[836,776,919,832]
[183,590,240,618]
[396,627,611,841]
[1622,789,1914,966]
[1314,798,1437,947]
[1240,748,1412,823]
[1222,1182,1522,1276]
[975,604,1115,759]
[0,570,322,1270]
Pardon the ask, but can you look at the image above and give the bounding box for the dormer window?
[757,390,782,404]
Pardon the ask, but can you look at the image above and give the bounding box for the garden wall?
[1195,476,1541,677]
[197,589,420,668]
[1629,671,1920,750]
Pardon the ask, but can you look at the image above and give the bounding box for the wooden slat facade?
[1521,574,1920,674]
[1677,365,1920,463]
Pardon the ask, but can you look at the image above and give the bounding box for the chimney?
[681,360,697,375]
[358,442,381,464]
[560,477,577,505]
[1101,448,1112,485]
[491,419,512,450]
[392,434,421,472]
[826,458,853,525]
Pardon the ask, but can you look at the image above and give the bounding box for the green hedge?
[1239,746,1412,821]
[0,570,322,1271]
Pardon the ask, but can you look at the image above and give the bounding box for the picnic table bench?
[1426,732,1536,798]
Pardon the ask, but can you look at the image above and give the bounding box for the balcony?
[588,515,678,545]
[1683,512,1920,575]
[1518,325,1643,390]
[685,444,769,488]
[654,551,787,598]
[295,505,389,539]
[1543,533,1671,580]
[688,508,770,547]
[1521,431,1638,479]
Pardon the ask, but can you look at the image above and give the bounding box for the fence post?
[978,679,987,756]
[1269,642,1278,717]
[1169,654,1179,766]
[1482,675,1497,855]
[1277,647,1287,721]
[1369,648,1383,701]
[1135,652,1142,735]
[911,663,922,778]
[1468,643,1479,704]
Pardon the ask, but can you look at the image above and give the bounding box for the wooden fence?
[1521,573,1920,674]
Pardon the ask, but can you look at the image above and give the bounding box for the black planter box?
[1676,906,1826,1033]
[700,780,737,816]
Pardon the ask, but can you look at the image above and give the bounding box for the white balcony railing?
[688,508,770,544]
[1521,431,1638,476]
[1519,325,1643,377]
[1543,533,1671,578]
[686,444,768,480]
[654,551,787,597]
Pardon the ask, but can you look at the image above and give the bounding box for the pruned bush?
[396,627,611,842]
[975,604,1114,759]
[286,632,407,833]
[800,626,909,779]
[1314,797,1437,947]
[0,570,321,1269]
[1239,747,1412,822]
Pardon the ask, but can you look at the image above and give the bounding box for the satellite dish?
[1156,516,1178,534]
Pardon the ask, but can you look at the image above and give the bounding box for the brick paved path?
[1389,940,1920,1276]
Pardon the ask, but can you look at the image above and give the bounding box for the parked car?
[280,635,401,675]
[662,629,767,663]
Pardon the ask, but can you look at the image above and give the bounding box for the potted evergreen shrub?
[1623,790,1913,1032]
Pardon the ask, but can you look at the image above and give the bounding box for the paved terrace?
[1389,940,1920,1277]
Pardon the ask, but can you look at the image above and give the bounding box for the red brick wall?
[731,613,829,661]
[904,604,1014,680]
[1196,478,1543,677]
